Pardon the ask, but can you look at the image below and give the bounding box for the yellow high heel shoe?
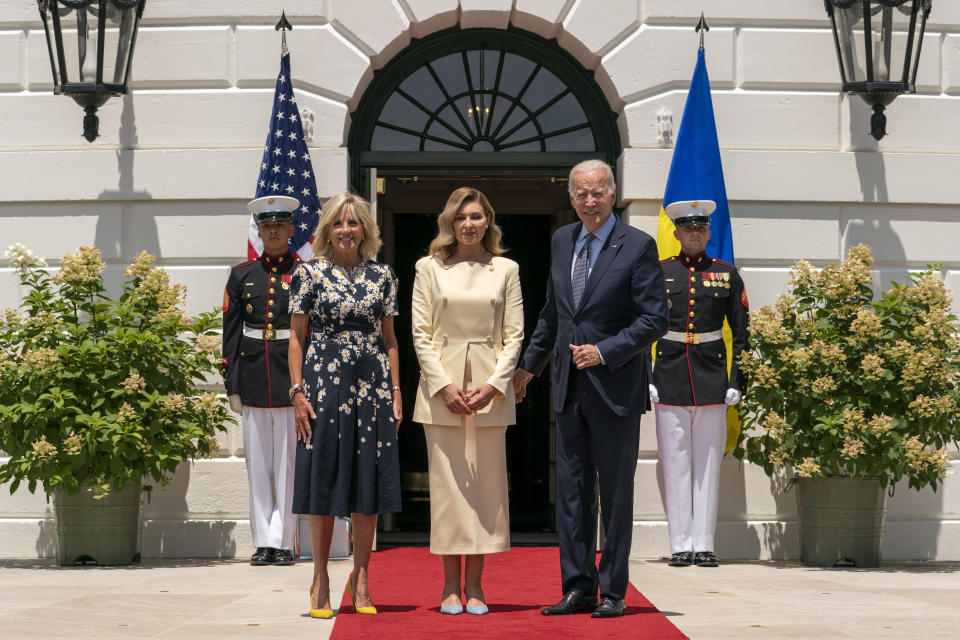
[309,583,334,619]
[346,572,378,615]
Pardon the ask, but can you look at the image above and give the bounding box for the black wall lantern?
[824,0,932,140]
[37,0,146,142]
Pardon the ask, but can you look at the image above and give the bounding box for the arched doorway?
[349,27,621,542]
[349,26,621,189]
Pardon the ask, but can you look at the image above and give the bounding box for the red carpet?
[330,546,688,639]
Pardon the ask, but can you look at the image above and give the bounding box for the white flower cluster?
[5,243,47,270]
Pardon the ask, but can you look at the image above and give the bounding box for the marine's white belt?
[243,323,291,340]
[661,329,723,344]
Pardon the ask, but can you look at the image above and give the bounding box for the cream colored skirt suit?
[411,255,524,554]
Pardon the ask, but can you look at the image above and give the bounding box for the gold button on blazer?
[411,255,524,427]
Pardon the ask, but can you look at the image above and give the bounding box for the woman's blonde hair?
[427,187,505,260]
[310,192,382,261]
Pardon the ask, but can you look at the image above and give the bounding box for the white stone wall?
[1,1,958,559]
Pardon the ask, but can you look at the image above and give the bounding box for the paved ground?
[0,554,957,639]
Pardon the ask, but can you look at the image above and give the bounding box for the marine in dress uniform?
[222,195,302,566]
[650,200,749,568]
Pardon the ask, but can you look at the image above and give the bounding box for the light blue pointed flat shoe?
[441,589,463,615]
[464,587,488,615]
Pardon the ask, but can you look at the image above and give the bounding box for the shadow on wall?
[144,460,191,520]
[655,456,798,560]
[718,464,797,560]
[849,94,888,205]
[715,457,752,557]
[35,506,56,559]
[142,462,240,559]
[144,520,238,559]
[757,470,800,560]
[883,478,946,561]
[96,94,159,267]
[846,97,910,286]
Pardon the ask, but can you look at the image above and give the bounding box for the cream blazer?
[411,255,524,427]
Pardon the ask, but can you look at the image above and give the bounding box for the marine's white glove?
[724,388,741,406]
[648,384,660,404]
[228,393,243,414]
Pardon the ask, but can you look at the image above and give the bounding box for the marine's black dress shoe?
[541,589,599,615]
[250,547,274,566]
[591,597,626,618]
[694,551,719,567]
[668,551,693,567]
[272,548,295,565]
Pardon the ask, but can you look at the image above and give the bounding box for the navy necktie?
[571,232,594,308]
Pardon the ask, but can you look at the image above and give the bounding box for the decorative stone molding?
[656,107,673,145]
[299,106,315,143]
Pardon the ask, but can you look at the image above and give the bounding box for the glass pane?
[522,68,565,112]
[494,106,529,141]
[455,96,484,136]
[371,125,419,151]
[49,9,91,84]
[426,119,465,145]
[537,93,587,134]
[103,6,137,85]
[484,94,512,135]
[423,138,463,151]
[438,104,472,138]
[399,66,446,110]
[430,53,469,99]
[835,6,866,83]
[502,140,540,152]
[79,7,99,82]
[481,49,500,91]
[869,5,912,83]
[378,92,430,131]
[497,53,536,97]
[499,121,540,149]
[465,50,483,92]
[544,128,595,151]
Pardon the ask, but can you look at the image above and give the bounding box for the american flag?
[248,51,321,260]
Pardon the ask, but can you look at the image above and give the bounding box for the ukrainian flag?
[656,47,740,452]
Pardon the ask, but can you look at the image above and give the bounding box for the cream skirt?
[423,418,510,555]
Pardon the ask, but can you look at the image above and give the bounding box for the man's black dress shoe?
[668,551,693,567]
[591,597,626,618]
[272,549,295,565]
[541,589,599,615]
[250,547,274,566]
[694,551,719,567]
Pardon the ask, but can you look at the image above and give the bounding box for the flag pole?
[275,11,293,55]
[696,12,709,50]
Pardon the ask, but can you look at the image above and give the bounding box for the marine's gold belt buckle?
[683,332,699,345]
[263,328,276,341]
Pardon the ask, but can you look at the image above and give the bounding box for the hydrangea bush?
[0,244,231,497]
[735,244,960,491]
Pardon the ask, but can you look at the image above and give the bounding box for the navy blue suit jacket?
[520,216,668,416]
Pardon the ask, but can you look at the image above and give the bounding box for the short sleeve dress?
[289,258,402,516]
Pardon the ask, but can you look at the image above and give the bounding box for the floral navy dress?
[289,258,402,516]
